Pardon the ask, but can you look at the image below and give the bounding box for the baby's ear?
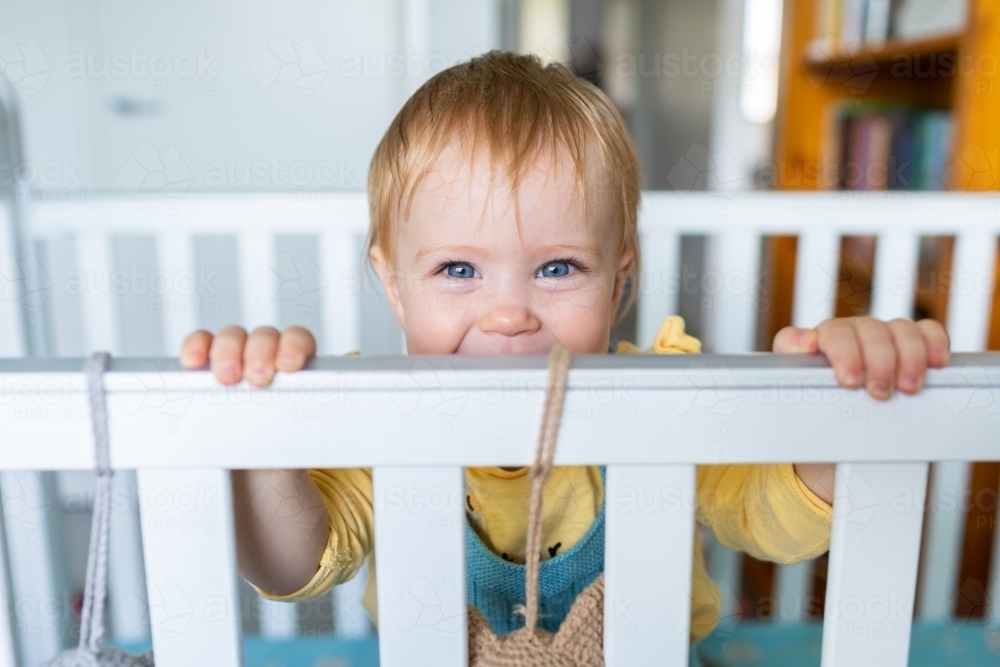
[611,248,636,312]
[369,245,406,329]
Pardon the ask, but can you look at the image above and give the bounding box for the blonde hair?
[366,49,643,319]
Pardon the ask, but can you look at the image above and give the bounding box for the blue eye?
[445,262,476,279]
[538,261,572,278]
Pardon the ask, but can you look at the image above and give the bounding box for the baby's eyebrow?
[414,244,485,263]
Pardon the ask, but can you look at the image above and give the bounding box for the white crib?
[1,190,999,667]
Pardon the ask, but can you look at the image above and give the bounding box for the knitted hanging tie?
[46,353,155,667]
[468,343,605,667]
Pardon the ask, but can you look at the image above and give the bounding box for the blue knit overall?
[465,467,606,636]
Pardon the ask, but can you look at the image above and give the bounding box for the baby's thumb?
[772,326,818,353]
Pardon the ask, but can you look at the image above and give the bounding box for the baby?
[180,51,950,641]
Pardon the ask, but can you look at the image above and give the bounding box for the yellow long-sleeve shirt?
[255,316,833,643]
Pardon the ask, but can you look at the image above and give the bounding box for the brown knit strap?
[523,343,571,631]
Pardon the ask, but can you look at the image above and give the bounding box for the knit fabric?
[466,468,606,635]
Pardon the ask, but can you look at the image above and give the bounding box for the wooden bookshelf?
[776,0,1000,194]
[763,0,1000,333]
[761,0,1000,622]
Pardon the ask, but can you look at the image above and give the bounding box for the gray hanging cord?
[46,352,154,667]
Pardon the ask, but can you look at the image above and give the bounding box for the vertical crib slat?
[0,204,26,357]
[373,466,466,667]
[320,231,361,355]
[137,469,242,667]
[0,508,18,667]
[0,471,66,665]
[636,231,680,349]
[990,508,1000,628]
[919,232,997,619]
[820,232,927,665]
[156,233,199,354]
[238,233,279,331]
[604,464,695,666]
[703,232,761,353]
[792,232,840,329]
[869,231,920,322]
[776,232,842,621]
[699,232,760,621]
[76,233,122,354]
[821,462,928,667]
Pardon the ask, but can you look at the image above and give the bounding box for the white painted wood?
[990,500,1000,629]
[775,561,814,623]
[918,233,997,620]
[238,233,279,333]
[0,471,66,665]
[75,233,122,355]
[604,464,695,666]
[704,533,743,622]
[26,191,1000,240]
[257,597,298,639]
[108,471,152,642]
[320,232,361,356]
[702,232,761,353]
[778,231,841,622]
[821,462,928,667]
[947,233,997,351]
[373,466,465,667]
[334,560,373,638]
[792,232,840,328]
[0,506,20,666]
[137,468,242,667]
[0,204,26,357]
[155,233,199,355]
[637,191,1000,235]
[869,232,920,322]
[636,230,680,349]
[3,354,1000,468]
[918,461,971,620]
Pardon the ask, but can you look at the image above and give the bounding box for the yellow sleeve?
[626,315,833,563]
[253,467,374,602]
[696,464,832,564]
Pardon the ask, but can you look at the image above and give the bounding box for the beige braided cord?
[469,343,605,667]
[523,343,570,631]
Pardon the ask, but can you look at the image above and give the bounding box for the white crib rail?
[2,353,1000,667]
[1,190,997,666]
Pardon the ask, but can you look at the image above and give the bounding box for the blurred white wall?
[1,0,502,194]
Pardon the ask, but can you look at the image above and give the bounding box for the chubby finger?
[275,326,317,372]
[244,326,281,387]
[180,330,213,369]
[887,319,927,394]
[815,318,864,389]
[917,319,951,367]
[772,326,819,353]
[209,326,248,385]
[854,317,896,400]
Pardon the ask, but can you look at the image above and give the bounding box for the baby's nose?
[477,301,540,338]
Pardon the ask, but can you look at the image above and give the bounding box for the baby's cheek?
[539,294,613,354]
[402,294,470,354]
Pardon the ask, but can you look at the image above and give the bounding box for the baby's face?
[370,143,633,355]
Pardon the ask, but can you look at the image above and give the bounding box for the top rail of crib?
[22,190,1000,236]
[1,352,998,470]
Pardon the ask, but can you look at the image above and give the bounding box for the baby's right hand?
[179,325,317,387]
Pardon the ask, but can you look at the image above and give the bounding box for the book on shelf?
[835,104,953,191]
[817,0,967,47]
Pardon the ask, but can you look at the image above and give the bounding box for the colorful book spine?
[837,107,953,191]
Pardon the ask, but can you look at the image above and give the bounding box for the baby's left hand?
[773,317,951,400]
